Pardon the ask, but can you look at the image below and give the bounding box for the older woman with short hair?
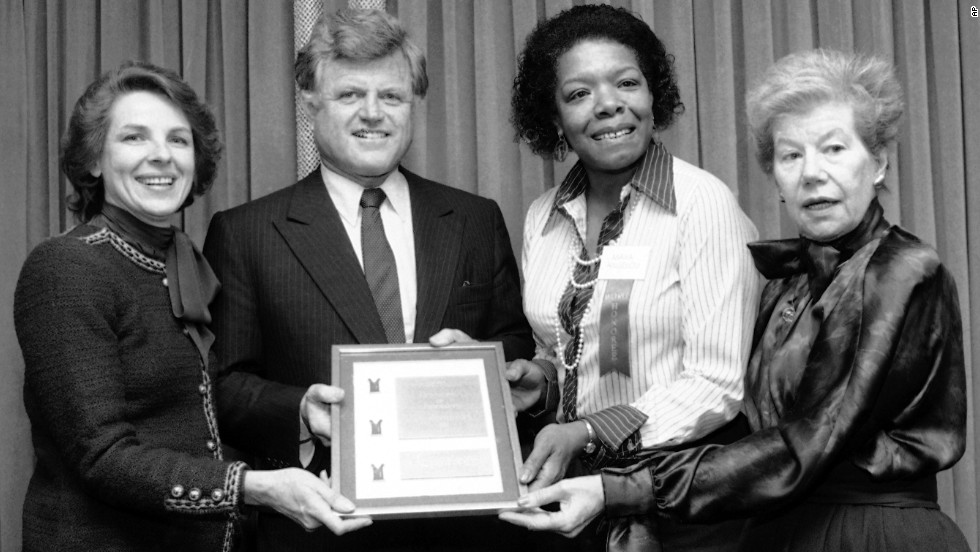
[503,48,970,552]
[15,61,370,552]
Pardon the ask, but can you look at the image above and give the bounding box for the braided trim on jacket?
[222,509,243,552]
[82,227,166,274]
[200,368,223,460]
[164,460,248,514]
[220,462,248,551]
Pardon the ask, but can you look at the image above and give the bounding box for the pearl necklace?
[554,259,597,371]
[568,245,603,289]
[554,191,640,372]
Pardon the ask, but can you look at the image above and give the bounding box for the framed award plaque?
[330,342,526,519]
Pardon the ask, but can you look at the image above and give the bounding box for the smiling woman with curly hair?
[511,4,684,159]
[501,5,761,551]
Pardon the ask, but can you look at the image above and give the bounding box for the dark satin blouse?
[600,200,967,547]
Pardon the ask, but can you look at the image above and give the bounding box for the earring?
[554,133,568,163]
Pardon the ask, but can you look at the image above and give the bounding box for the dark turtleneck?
[98,202,174,260]
[93,202,220,367]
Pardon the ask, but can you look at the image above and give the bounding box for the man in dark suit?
[202,7,534,552]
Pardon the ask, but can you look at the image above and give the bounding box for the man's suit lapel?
[273,171,387,344]
[407,169,463,342]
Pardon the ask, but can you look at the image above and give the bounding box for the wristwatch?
[582,419,597,455]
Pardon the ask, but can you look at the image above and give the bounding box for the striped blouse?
[522,142,761,452]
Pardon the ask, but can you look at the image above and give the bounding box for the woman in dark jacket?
[501,49,970,552]
[14,61,370,552]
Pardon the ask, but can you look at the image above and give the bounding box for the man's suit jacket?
[203,168,535,551]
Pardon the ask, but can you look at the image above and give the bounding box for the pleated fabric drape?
[2,1,978,551]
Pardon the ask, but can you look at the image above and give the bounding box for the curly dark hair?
[512,4,684,158]
[60,60,223,222]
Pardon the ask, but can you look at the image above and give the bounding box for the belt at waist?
[806,461,938,508]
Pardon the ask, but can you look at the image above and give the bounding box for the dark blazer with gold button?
[203,167,534,551]
[14,225,247,552]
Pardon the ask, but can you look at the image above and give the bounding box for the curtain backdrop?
[2,1,978,550]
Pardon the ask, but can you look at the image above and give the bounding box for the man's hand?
[428,328,476,347]
[244,469,372,535]
[504,359,548,412]
[299,384,345,446]
[498,475,604,538]
[520,421,590,491]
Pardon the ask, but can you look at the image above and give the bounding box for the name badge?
[597,246,650,280]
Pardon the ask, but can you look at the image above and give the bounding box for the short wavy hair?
[61,61,222,222]
[746,49,905,174]
[511,4,684,158]
[295,8,428,98]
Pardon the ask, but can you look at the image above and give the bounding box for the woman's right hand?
[243,468,372,535]
[520,421,591,491]
[499,475,605,538]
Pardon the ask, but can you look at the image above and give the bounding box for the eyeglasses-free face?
[553,39,655,177]
[771,102,887,242]
[302,53,416,189]
[93,90,196,227]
